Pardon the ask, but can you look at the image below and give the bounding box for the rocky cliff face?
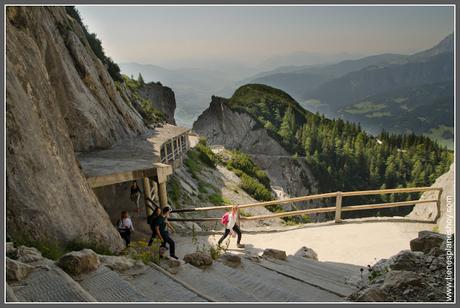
[407,163,455,229]
[6,7,148,251]
[193,96,318,207]
[139,82,176,125]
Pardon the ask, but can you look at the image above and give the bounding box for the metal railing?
[169,186,443,224]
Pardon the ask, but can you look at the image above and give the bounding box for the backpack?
[145,198,158,226]
[221,212,229,225]
[147,213,155,226]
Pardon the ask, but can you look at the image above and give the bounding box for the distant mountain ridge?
[247,33,454,147]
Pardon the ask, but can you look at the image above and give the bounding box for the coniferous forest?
[227,84,453,210]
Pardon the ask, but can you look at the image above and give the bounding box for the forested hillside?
[226,84,453,199]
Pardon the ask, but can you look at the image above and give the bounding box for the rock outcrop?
[57,249,101,276]
[348,231,452,302]
[294,246,318,261]
[6,7,147,251]
[407,163,454,228]
[262,248,287,260]
[6,258,34,282]
[193,96,318,207]
[183,252,213,267]
[139,82,176,125]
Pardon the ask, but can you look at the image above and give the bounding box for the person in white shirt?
[218,206,244,248]
[117,211,134,247]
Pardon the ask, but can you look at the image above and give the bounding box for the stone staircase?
[6,245,363,303]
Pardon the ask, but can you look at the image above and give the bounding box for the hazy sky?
[77,5,454,68]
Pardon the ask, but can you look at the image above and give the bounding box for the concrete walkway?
[172,217,436,267]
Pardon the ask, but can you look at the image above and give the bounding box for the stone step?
[170,263,260,301]
[257,257,358,297]
[6,283,18,302]
[212,259,342,302]
[126,267,207,302]
[77,266,149,302]
[288,256,363,278]
[10,262,96,302]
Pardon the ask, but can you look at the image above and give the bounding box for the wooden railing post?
[434,188,443,223]
[143,177,152,217]
[335,192,343,223]
[237,207,241,227]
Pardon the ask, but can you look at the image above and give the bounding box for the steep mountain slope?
[138,82,176,125]
[6,7,149,251]
[193,95,319,207]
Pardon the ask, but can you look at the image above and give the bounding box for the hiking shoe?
[170,255,179,260]
[237,243,245,248]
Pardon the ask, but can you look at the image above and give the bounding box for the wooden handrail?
[239,199,439,221]
[341,187,441,197]
[171,186,443,224]
[171,187,440,213]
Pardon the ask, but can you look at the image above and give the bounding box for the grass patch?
[240,173,273,202]
[208,193,228,206]
[365,111,391,118]
[184,139,218,179]
[239,210,252,217]
[12,233,113,260]
[195,138,219,168]
[121,240,161,265]
[185,151,203,179]
[65,239,113,256]
[282,214,311,225]
[227,151,270,188]
[344,101,386,115]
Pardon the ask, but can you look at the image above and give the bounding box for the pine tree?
[137,73,145,86]
[279,106,296,142]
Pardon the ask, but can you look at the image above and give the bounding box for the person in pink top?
[218,206,244,248]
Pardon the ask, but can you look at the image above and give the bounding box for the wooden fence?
[169,186,443,224]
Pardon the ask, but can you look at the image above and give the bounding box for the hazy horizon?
[77,5,453,71]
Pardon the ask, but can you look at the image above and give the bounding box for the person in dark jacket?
[154,207,178,259]
[148,206,162,246]
[130,181,142,216]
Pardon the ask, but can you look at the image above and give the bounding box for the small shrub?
[197,181,208,194]
[193,235,230,261]
[185,150,203,179]
[239,210,252,217]
[208,193,228,206]
[367,265,390,283]
[195,139,218,168]
[122,240,161,265]
[12,232,65,260]
[282,214,311,225]
[227,150,271,188]
[240,173,273,202]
